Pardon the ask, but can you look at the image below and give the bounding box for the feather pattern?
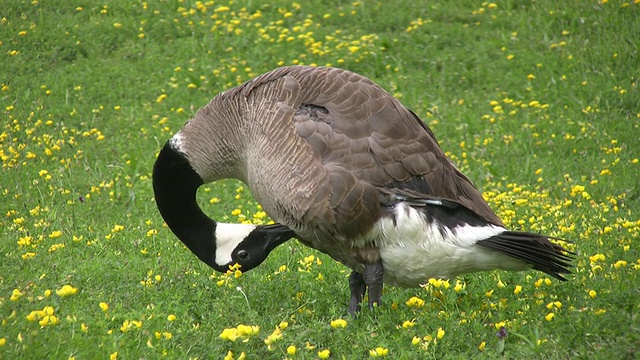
[175,65,572,284]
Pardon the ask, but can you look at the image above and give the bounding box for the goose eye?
[237,250,249,260]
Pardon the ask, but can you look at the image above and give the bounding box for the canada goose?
[153,65,573,316]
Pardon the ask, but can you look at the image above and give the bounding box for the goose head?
[152,138,295,273]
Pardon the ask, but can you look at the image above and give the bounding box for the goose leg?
[348,271,366,317]
[363,260,384,310]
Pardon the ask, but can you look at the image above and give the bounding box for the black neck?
[152,141,221,270]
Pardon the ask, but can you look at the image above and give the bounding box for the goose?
[152,65,573,316]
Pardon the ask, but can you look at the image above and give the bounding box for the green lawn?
[1,0,639,358]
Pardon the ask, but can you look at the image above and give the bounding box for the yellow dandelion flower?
[479,341,486,351]
[26,311,38,322]
[454,280,465,292]
[515,198,528,206]
[554,301,563,309]
[10,289,23,302]
[369,347,389,357]
[48,230,63,238]
[545,313,555,321]
[318,349,330,359]
[55,285,78,297]
[167,314,176,321]
[219,328,240,341]
[436,327,445,339]
[287,345,296,355]
[99,302,109,312]
[402,320,415,329]
[405,296,425,308]
[237,324,260,337]
[330,318,348,329]
[588,290,597,299]
[21,252,36,260]
[614,260,627,269]
[264,328,283,345]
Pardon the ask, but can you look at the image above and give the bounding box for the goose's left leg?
[363,260,384,310]
[348,271,366,317]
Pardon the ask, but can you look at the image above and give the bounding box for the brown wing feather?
[281,66,502,226]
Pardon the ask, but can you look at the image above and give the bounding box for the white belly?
[369,203,528,288]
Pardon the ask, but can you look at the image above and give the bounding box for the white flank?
[369,203,527,287]
[214,223,257,266]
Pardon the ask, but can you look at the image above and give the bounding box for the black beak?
[262,224,296,251]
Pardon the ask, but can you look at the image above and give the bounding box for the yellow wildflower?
[613,260,627,269]
[402,320,415,329]
[287,345,296,355]
[330,318,347,329]
[10,289,23,302]
[99,302,109,312]
[219,328,240,342]
[369,347,389,357]
[405,296,425,308]
[48,230,63,238]
[318,349,331,359]
[55,285,78,297]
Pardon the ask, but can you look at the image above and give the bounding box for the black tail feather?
[477,231,574,281]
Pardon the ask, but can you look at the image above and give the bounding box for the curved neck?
[152,141,221,270]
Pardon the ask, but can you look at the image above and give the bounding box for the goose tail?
[476,231,574,280]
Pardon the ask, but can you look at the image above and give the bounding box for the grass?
[1,0,639,358]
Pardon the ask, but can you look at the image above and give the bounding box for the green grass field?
[1,0,639,358]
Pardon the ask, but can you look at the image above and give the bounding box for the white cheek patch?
[214,223,257,266]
